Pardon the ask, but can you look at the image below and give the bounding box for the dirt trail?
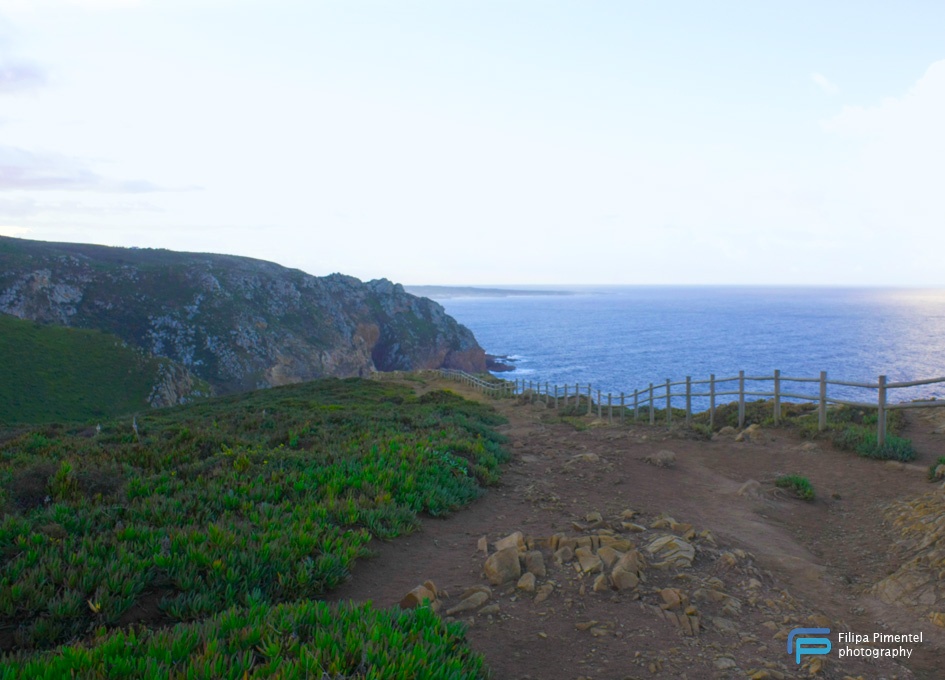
[328,377,945,679]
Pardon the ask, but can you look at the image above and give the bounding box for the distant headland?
[405,285,572,300]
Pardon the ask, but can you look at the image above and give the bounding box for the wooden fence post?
[818,371,827,431]
[665,379,672,425]
[597,389,602,419]
[608,393,613,423]
[620,392,625,421]
[738,370,745,429]
[649,383,655,425]
[575,383,580,411]
[587,384,592,416]
[685,376,692,425]
[544,382,549,404]
[709,374,716,429]
[773,369,781,425]
[633,389,639,422]
[877,375,887,445]
[564,384,569,410]
[554,385,558,410]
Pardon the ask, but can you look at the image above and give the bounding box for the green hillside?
[0,313,173,424]
[0,377,507,677]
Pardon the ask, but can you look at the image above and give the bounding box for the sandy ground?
[327,376,945,679]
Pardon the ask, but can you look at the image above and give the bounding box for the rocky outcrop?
[147,360,211,408]
[872,490,945,624]
[0,237,487,393]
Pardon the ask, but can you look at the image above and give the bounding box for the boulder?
[484,546,521,585]
[516,572,537,592]
[524,550,547,578]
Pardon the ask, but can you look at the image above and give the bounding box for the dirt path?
[328,377,944,679]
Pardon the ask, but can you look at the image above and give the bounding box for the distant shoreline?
[405,285,572,299]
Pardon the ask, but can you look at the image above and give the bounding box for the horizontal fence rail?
[435,368,945,445]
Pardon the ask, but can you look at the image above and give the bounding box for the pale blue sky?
[1,1,943,285]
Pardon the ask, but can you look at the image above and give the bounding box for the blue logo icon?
[788,628,831,664]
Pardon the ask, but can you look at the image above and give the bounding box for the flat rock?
[446,591,489,615]
[575,547,603,574]
[646,534,695,568]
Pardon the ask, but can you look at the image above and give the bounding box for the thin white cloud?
[824,60,945,139]
[0,0,142,11]
[0,60,44,92]
[0,224,29,236]
[819,59,945,256]
[811,72,838,95]
[0,144,164,192]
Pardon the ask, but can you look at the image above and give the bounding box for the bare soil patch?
[328,377,944,679]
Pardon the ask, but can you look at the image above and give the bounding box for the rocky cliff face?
[0,237,487,394]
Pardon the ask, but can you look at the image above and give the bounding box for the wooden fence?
[436,368,945,445]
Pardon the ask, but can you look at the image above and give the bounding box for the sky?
[0,1,943,286]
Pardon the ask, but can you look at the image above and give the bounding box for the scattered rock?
[484,546,522,585]
[735,423,765,443]
[659,588,688,610]
[597,546,621,569]
[446,591,489,615]
[642,450,676,468]
[713,656,737,670]
[575,547,603,574]
[516,572,537,592]
[534,583,554,604]
[737,479,763,497]
[460,585,492,601]
[494,531,525,552]
[568,453,600,465]
[645,534,695,568]
[592,574,610,592]
[400,584,438,610]
[476,536,488,555]
[554,546,575,565]
[524,550,547,577]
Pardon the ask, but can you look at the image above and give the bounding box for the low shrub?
[927,456,945,481]
[844,431,917,462]
[775,474,815,501]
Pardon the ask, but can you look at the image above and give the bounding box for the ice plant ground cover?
[0,377,507,677]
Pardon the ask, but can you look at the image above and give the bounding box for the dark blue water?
[437,287,945,408]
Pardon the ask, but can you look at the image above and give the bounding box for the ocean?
[434,286,945,409]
